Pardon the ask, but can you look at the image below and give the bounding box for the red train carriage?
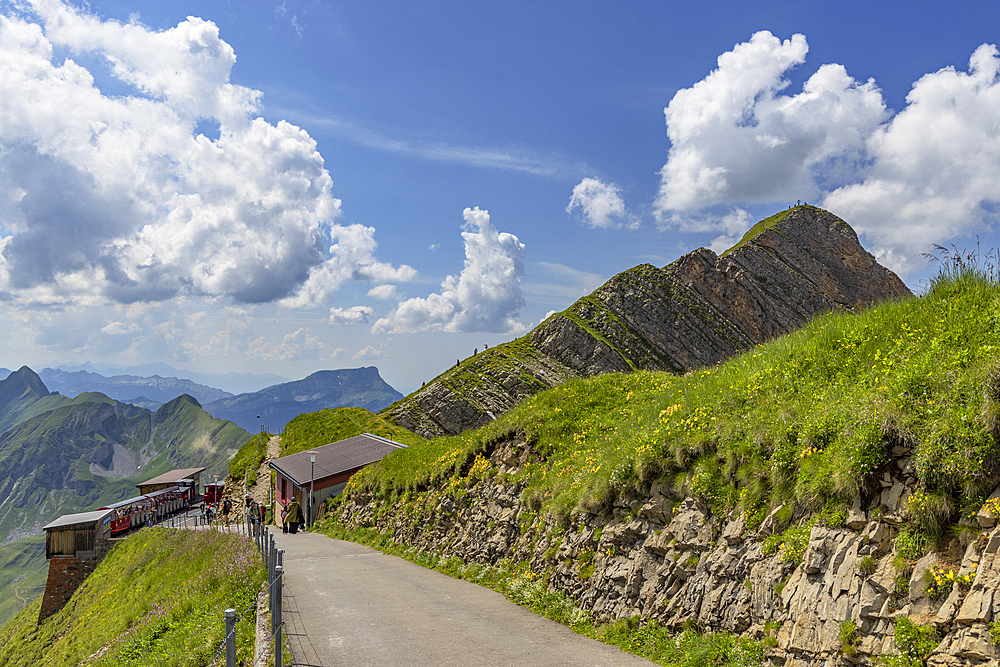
[145,488,177,521]
[99,495,153,536]
[203,481,224,505]
[176,479,196,504]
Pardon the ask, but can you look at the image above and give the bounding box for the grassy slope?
[346,271,1000,538]
[0,537,46,627]
[227,406,426,485]
[0,395,249,627]
[0,528,264,667]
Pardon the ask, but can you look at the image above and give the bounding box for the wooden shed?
[42,509,113,559]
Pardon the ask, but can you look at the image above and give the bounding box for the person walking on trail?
[280,501,289,533]
[286,499,301,534]
[258,501,266,524]
[222,498,232,528]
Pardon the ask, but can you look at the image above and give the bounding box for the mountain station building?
[268,433,406,525]
[136,467,207,496]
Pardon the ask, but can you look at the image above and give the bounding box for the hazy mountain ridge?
[381,206,911,438]
[44,362,289,395]
[38,368,234,407]
[203,367,404,433]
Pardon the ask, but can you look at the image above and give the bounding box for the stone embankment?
[382,206,911,439]
[337,438,1000,666]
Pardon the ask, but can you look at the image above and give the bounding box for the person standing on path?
[286,499,300,534]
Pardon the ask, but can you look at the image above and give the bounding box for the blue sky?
[1,0,999,395]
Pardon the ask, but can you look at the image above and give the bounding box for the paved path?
[273,531,655,667]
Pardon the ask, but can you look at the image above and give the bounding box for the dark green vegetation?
[227,406,425,485]
[0,529,264,666]
[318,522,771,667]
[0,369,250,627]
[348,267,1000,543]
[205,367,403,433]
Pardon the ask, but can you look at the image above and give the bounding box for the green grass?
[345,269,1000,535]
[721,206,796,256]
[227,406,426,484]
[0,537,47,628]
[318,520,767,667]
[280,406,425,455]
[0,529,265,667]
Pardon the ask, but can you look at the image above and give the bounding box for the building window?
[281,477,287,501]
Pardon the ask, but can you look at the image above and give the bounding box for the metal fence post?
[272,548,283,639]
[274,566,283,667]
[224,608,236,667]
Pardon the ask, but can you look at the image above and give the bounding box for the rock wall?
[382,207,911,438]
[38,539,115,623]
[336,438,1000,666]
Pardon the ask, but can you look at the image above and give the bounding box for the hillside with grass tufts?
[381,206,910,439]
[0,529,265,666]
[324,263,1000,667]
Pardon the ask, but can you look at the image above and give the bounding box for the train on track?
[99,480,198,536]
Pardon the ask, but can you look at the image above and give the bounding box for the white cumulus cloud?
[822,44,1000,273]
[0,1,411,306]
[329,305,373,326]
[654,30,886,219]
[367,284,399,300]
[566,177,633,229]
[372,207,526,334]
[247,327,324,362]
[654,30,1000,275]
[101,321,142,335]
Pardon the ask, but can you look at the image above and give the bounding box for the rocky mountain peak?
[382,206,911,438]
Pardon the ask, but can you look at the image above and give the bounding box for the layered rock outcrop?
[383,206,910,438]
[336,437,1000,666]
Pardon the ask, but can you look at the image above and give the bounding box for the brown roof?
[268,433,406,486]
[136,467,207,488]
[43,509,113,531]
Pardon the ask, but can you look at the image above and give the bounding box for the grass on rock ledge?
[0,529,265,667]
[346,267,1000,540]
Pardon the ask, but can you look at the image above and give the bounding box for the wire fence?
[204,514,284,667]
[102,498,285,665]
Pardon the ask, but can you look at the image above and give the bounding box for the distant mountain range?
[37,362,290,395]
[36,368,234,408]
[203,368,403,433]
[0,367,249,545]
[0,365,404,435]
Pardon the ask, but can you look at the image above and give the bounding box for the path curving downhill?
[273,531,655,667]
